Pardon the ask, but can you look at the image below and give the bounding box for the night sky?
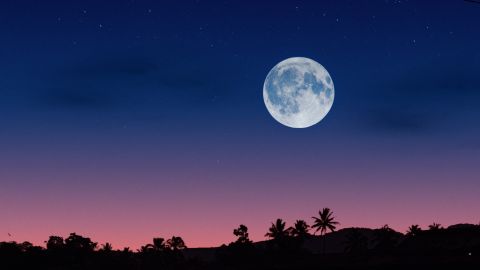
[1,0,479,249]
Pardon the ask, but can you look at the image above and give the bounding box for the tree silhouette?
[64,233,97,252]
[139,244,153,253]
[100,242,113,252]
[406,225,422,237]
[428,223,442,231]
[312,208,339,254]
[167,236,186,251]
[265,219,289,240]
[217,224,256,266]
[19,241,35,252]
[153,238,167,251]
[46,236,64,250]
[2,219,480,269]
[289,220,310,238]
[233,224,252,244]
[139,238,168,254]
[373,225,400,253]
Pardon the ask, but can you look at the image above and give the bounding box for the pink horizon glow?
[2,142,479,249]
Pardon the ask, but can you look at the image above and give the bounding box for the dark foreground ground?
[0,249,478,270]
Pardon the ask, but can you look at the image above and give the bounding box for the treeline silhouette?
[1,208,480,270]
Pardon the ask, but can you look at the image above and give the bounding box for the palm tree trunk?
[322,231,326,255]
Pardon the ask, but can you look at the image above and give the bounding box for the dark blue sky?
[1,0,479,248]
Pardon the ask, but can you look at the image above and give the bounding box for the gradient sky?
[1,0,479,249]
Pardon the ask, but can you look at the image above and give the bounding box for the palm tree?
[290,220,310,238]
[167,236,186,251]
[153,238,166,251]
[265,218,289,240]
[139,238,167,253]
[312,208,339,254]
[406,225,422,237]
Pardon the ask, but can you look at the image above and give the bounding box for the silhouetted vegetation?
[2,208,480,269]
[312,207,339,254]
[289,219,310,238]
[407,224,422,237]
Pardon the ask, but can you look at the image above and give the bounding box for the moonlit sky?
[1,0,479,249]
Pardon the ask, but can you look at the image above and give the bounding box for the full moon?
[263,57,334,128]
